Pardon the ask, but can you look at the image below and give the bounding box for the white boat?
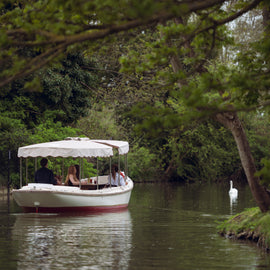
[12,138,134,213]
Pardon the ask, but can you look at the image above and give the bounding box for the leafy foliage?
[127,144,157,181]
[39,52,98,123]
[2,0,270,189]
[76,103,126,140]
[0,115,30,185]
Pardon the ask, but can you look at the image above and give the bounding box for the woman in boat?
[107,164,125,187]
[64,165,81,186]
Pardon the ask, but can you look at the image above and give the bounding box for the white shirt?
[107,172,125,186]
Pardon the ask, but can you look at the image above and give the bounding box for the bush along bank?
[217,207,270,251]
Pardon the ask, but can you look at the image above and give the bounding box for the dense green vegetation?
[2,0,270,213]
[1,51,270,186]
[0,51,99,186]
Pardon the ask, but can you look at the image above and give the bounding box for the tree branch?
[0,0,252,88]
[194,0,263,37]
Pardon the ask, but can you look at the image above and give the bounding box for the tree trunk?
[216,111,270,212]
[167,11,270,212]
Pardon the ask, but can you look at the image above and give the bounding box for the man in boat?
[35,158,58,185]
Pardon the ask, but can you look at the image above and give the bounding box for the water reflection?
[2,183,270,269]
[12,210,132,270]
[129,183,269,270]
[229,195,238,215]
[228,181,238,215]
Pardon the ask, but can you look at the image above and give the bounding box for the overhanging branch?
[0,0,258,88]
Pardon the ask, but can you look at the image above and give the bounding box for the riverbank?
[217,207,270,251]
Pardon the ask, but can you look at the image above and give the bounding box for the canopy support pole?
[96,159,99,190]
[25,158,28,185]
[78,158,81,179]
[20,158,22,188]
[125,154,128,181]
[78,158,82,189]
[81,158,84,179]
[62,159,64,184]
[118,155,120,186]
[35,158,37,172]
[109,157,112,187]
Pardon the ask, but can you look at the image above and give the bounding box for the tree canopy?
[2,0,270,211]
[0,0,259,87]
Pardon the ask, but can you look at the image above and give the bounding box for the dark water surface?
[1,182,270,270]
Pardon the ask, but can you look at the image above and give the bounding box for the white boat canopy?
[18,137,129,158]
[90,140,129,155]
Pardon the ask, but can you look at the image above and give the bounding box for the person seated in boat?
[64,165,81,186]
[75,164,80,180]
[35,158,57,185]
[106,164,125,187]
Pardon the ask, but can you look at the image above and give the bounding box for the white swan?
[229,180,238,197]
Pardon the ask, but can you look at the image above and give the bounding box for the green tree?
[0,52,99,129]
[39,52,99,123]
[0,0,238,88]
[120,0,270,211]
[2,0,270,212]
[0,115,30,185]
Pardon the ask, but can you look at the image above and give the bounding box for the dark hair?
[113,164,119,172]
[75,164,80,179]
[40,158,48,167]
[112,164,118,180]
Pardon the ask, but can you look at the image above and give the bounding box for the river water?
[1,182,270,270]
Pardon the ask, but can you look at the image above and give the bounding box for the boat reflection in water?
[12,210,132,269]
